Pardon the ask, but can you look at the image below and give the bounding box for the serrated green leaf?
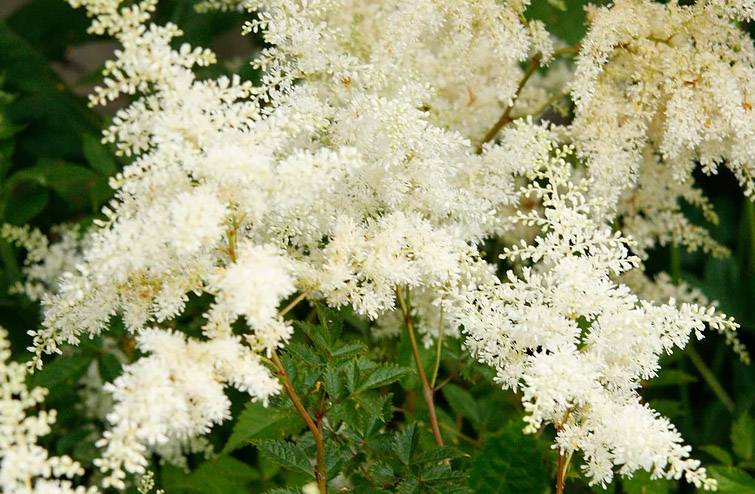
[315,301,343,342]
[346,360,359,394]
[709,466,755,494]
[285,341,323,366]
[370,461,395,484]
[468,423,548,494]
[394,423,419,465]
[324,442,351,480]
[357,364,408,392]
[263,488,301,494]
[732,414,755,461]
[425,485,474,494]
[421,464,465,482]
[294,321,330,354]
[355,392,385,418]
[252,439,314,478]
[331,398,367,434]
[332,340,368,358]
[323,364,345,400]
[396,477,420,494]
[223,402,303,454]
[700,445,734,466]
[412,446,468,464]
[441,384,481,426]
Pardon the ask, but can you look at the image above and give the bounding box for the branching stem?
[476,56,540,153]
[476,44,579,153]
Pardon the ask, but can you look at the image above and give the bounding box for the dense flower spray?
[2,0,755,492]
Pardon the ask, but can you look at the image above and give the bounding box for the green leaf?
[162,456,259,494]
[355,393,388,422]
[370,461,395,484]
[622,470,670,494]
[324,442,351,480]
[646,369,698,388]
[223,402,303,454]
[732,414,755,461]
[323,364,346,400]
[7,0,91,61]
[420,464,465,482]
[315,301,343,342]
[29,354,92,398]
[97,353,122,383]
[331,340,368,358]
[396,477,420,494]
[394,423,419,465]
[331,398,367,435]
[82,133,117,175]
[294,321,331,355]
[468,422,548,494]
[32,159,98,208]
[4,185,48,224]
[412,446,468,464]
[649,399,683,419]
[252,439,314,478]
[441,384,481,426]
[708,466,755,494]
[357,364,408,392]
[700,445,734,466]
[285,341,323,366]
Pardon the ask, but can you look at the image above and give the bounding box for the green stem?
[438,422,483,448]
[430,305,444,389]
[271,351,327,494]
[396,287,444,447]
[669,243,736,412]
[687,347,736,413]
[280,290,311,318]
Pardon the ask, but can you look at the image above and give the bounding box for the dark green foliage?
[468,423,548,494]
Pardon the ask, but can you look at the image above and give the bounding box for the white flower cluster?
[95,329,279,488]
[4,0,752,490]
[447,154,734,488]
[0,327,98,494]
[572,0,755,201]
[1,224,86,302]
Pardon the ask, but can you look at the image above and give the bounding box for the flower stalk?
[395,287,444,447]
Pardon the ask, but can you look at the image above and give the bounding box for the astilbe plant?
[1,0,755,493]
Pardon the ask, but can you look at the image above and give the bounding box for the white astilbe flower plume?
[0,327,98,494]
[447,151,735,488]
[572,0,755,201]
[95,329,280,489]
